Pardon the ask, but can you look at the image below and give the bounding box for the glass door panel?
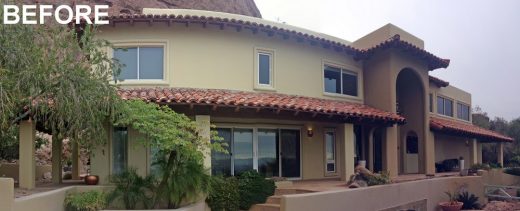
[211,128,232,176]
[258,129,279,177]
[280,129,301,178]
[233,129,254,175]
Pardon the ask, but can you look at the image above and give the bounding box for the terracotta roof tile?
[118,87,406,124]
[429,75,449,87]
[430,116,513,142]
[357,35,450,70]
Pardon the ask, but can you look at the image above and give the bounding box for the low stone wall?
[0,163,52,181]
[282,176,486,211]
[482,169,520,186]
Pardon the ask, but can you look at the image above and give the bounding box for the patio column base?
[51,135,62,184]
[498,142,504,167]
[469,139,478,165]
[72,141,80,180]
[19,120,36,189]
[425,131,436,175]
[384,126,398,177]
[0,178,14,211]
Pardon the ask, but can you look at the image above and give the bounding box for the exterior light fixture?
[307,128,314,137]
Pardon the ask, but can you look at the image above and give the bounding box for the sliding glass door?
[211,127,301,179]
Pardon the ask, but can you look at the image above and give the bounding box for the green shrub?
[237,170,276,210]
[488,162,503,169]
[206,176,240,211]
[504,167,520,176]
[64,190,107,211]
[107,168,155,209]
[470,163,491,171]
[365,171,391,186]
[457,191,481,209]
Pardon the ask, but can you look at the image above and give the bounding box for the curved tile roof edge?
[117,87,406,124]
[430,116,513,142]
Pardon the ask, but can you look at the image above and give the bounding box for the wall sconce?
[307,128,314,137]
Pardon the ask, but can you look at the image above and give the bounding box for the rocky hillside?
[24,0,262,17]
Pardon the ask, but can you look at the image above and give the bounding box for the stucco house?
[94,7,515,181]
[13,2,513,189]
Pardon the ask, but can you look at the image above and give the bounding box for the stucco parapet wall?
[281,176,487,211]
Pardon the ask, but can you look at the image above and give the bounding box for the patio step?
[266,195,282,204]
[249,203,280,211]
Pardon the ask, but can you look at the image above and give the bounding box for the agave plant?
[457,191,481,209]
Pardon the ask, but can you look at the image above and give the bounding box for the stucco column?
[368,128,374,172]
[469,139,478,165]
[341,123,355,181]
[90,122,111,185]
[195,115,211,173]
[498,142,504,167]
[71,141,80,180]
[425,131,436,175]
[19,120,36,189]
[51,135,62,184]
[0,178,14,211]
[384,126,399,177]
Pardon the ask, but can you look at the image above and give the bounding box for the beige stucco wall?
[98,22,364,104]
[0,164,52,181]
[434,133,471,168]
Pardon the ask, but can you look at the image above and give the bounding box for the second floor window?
[324,65,358,97]
[457,103,470,121]
[437,96,453,117]
[113,46,164,80]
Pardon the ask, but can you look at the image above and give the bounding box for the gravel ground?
[483,201,520,211]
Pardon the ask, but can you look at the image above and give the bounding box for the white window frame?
[254,47,275,91]
[324,129,337,174]
[322,61,361,100]
[110,41,169,86]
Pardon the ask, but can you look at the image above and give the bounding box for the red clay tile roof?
[357,35,450,70]
[429,76,449,87]
[430,116,513,142]
[118,87,406,124]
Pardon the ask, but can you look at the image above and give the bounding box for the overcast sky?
[255,0,520,120]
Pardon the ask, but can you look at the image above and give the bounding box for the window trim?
[254,47,276,91]
[324,128,337,175]
[322,60,363,101]
[437,95,454,117]
[110,40,169,85]
[456,102,471,122]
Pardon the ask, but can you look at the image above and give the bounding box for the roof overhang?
[430,116,513,143]
[429,76,450,87]
[118,87,406,125]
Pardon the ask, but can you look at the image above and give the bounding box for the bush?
[206,176,240,211]
[237,170,276,210]
[457,191,481,209]
[470,163,491,171]
[107,168,155,209]
[488,162,503,169]
[64,190,107,211]
[365,171,391,186]
[504,167,520,176]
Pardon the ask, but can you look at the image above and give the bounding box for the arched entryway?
[396,68,425,174]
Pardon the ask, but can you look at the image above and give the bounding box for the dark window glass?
[112,127,128,174]
[113,47,164,80]
[406,135,418,154]
[233,129,254,175]
[258,129,279,177]
[457,103,470,121]
[445,99,453,117]
[325,131,336,172]
[114,48,138,80]
[211,128,232,176]
[258,53,271,85]
[324,66,341,94]
[342,72,358,96]
[139,47,164,79]
[437,96,444,114]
